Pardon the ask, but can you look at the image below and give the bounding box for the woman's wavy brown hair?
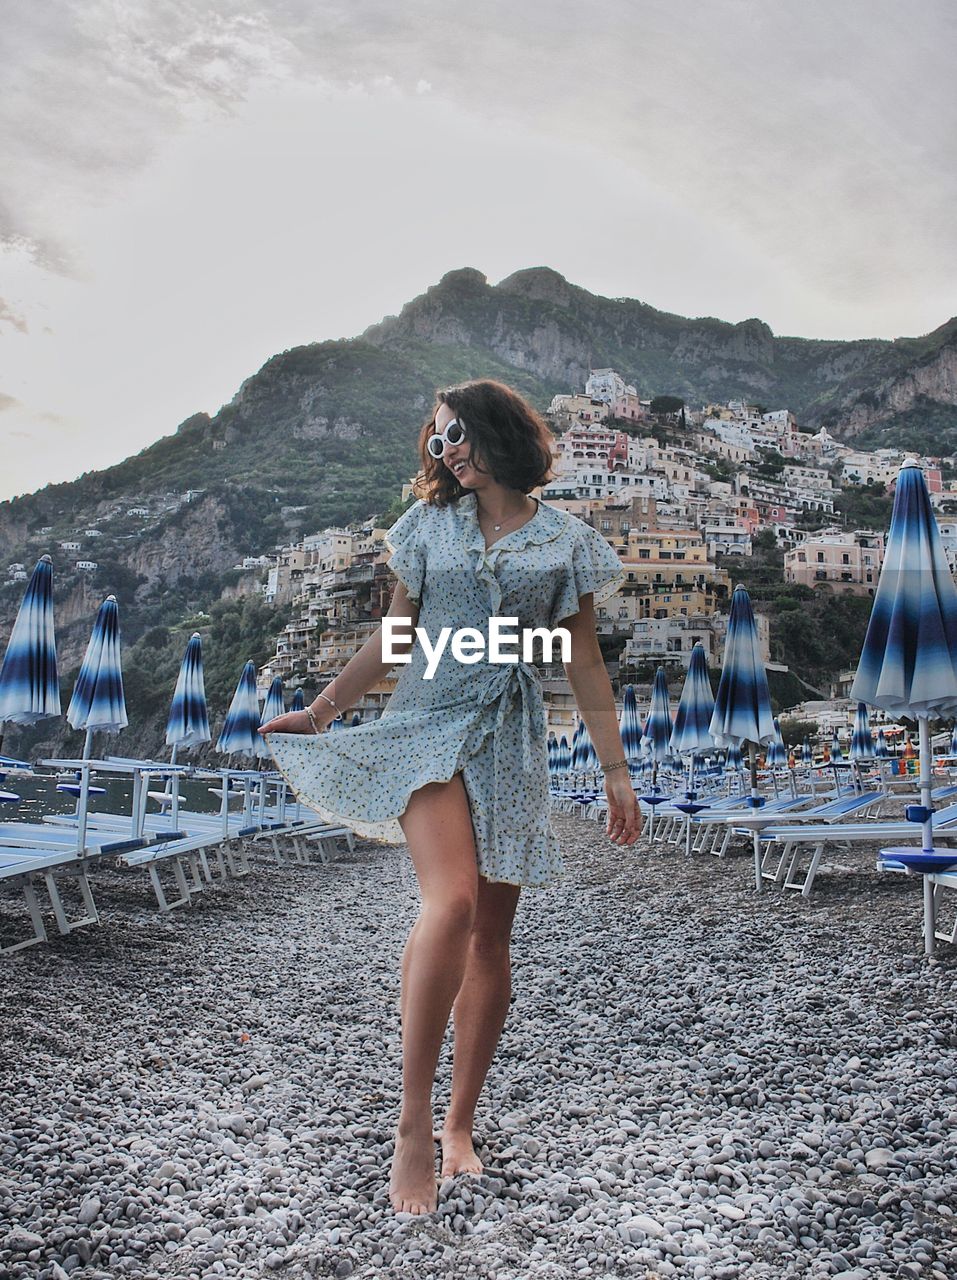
[410,379,557,506]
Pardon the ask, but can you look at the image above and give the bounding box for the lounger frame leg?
[148,859,191,913]
[43,867,100,935]
[227,840,250,877]
[783,841,826,896]
[0,875,49,954]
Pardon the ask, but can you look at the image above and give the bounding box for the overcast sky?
[1,1,954,500]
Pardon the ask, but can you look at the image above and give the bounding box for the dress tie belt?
[472,660,547,773]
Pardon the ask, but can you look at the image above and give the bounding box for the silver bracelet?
[304,705,322,734]
[601,759,629,773]
[317,689,343,721]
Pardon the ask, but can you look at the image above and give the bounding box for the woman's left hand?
[604,770,643,845]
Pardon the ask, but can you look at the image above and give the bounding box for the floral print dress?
[266,491,625,887]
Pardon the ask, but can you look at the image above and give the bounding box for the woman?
[261,379,643,1215]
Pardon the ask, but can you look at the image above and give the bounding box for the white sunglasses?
[427,417,468,458]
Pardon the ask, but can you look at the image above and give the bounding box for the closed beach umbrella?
[640,667,673,837]
[670,643,715,801]
[801,738,814,766]
[258,677,285,757]
[0,554,60,728]
[725,742,744,772]
[570,719,585,775]
[217,661,260,757]
[619,685,643,773]
[765,718,786,768]
[291,688,305,712]
[67,595,128,757]
[351,712,362,727]
[670,644,715,757]
[709,585,776,752]
[851,459,957,952]
[830,730,844,762]
[875,729,890,759]
[850,703,875,760]
[644,668,673,764]
[162,631,211,824]
[577,718,599,773]
[166,633,211,751]
[710,585,776,886]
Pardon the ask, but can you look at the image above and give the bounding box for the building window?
[817,551,825,563]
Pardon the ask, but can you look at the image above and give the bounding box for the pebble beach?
[1,815,956,1280]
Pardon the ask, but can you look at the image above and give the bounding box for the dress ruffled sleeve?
[384,499,428,605]
[550,522,627,626]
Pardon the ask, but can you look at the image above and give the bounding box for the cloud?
[5,1,955,309]
[1,2,298,273]
[1,1,955,500]
[0,300,28,334]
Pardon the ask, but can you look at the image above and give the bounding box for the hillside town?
[246,370,955,744]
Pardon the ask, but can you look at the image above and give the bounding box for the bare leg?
[390,773,478,1214]
[441,877,521,1176]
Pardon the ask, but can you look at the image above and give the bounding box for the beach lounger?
[762,801,957,896]
[0,822,178,953]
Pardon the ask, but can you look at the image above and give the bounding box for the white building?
[585,368,636,404]
[76,561,98,572]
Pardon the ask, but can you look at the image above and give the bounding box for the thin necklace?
[481,495,533,532]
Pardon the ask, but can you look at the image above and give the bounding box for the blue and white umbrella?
[67,595,128,757]
[258,677,285,757]
[725,742,744,772]
[710,585,775,752]
[670,643,714,799]
[217,661,261,757]
[800,738,814,767]
[644,668,673,765]
[640,668,673,837]
[351,712,362,727]
[710,585,777,886]
[569,720,585,775]
[830,730,843,763]
[670,645,714,758]
[850,702,875,761]
[558,733,571,777]
[851,460,957,951]
[160,631,211,824]
[291,688,305,712]
[765,718,787,768]
[619,684,643,774]
[852,461,957,721]
[166,633,211,752]
[577,718,599,774]
[0,554,60,728]
[950,723,957,756]
[875,728,890,759]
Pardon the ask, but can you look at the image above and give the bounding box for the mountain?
[1,265,955,754]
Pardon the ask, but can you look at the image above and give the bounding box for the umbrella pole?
[170,744,180,828]
[685,754,695,858]
[749,741,762,892]
[919,716,937,957]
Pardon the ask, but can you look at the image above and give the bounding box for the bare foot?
[439,1125,483,1177]
[389,1124,439,1214]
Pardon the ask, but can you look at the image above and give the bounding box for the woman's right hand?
[258,706,334,737]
